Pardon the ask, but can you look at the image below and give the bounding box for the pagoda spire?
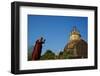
[71,26,79,33]
[70,26,81,41]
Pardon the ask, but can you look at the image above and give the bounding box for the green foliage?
[28,46,33,61]
[57,51,72,59]
[40,49,73,60]
[62,51,72,59]
[57,51,63,59]
[40,50,55,60]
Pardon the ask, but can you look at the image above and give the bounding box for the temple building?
[64,26,88,59]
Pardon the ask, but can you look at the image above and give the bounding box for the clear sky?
[28,15,88,55]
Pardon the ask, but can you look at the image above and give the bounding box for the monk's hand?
[44,39,46,43]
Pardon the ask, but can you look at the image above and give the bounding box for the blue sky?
[28,15,88,55]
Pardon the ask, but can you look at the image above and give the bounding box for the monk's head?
[40,37,43,41]
[40,37,45,43]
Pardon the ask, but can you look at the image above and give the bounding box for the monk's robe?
[32,38,45,60]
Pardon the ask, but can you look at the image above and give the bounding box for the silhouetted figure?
[32,37,45,60]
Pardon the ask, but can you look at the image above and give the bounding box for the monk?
[32,37,45,60]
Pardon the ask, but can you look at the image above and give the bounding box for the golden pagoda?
[64,26,88,59]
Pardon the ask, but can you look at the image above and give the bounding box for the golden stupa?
[64,26,88,58]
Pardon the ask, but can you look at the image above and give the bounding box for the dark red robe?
[32,38,45,60]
